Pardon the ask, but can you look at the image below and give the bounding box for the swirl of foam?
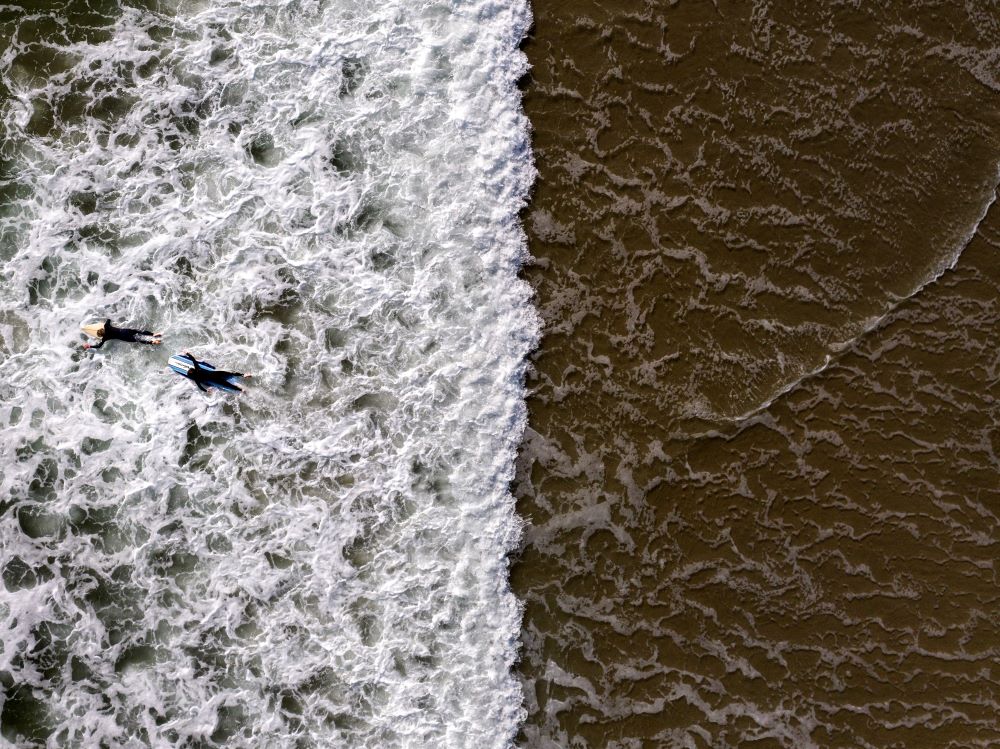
[0,0,536,745]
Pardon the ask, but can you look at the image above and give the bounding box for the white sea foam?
[0,0,536,745]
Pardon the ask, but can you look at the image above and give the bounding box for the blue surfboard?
[168,353,243,393]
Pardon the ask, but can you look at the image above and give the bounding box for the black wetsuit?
[90,319,158,348]
[186,355,246,393]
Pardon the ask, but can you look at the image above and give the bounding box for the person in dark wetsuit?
[84,319,162,349]
[183,352,252,393]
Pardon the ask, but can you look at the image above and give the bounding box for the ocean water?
[515,1,1000,747]
[0,0,536,746]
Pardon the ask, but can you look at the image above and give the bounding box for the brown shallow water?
[513,1,1000,746]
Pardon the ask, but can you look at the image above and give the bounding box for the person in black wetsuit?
[183,352,252,393]
[84,319,162,349]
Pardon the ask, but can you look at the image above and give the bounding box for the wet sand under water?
[513,2,1000,747]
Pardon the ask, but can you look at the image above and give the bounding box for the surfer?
[83,319,162,349]
[181,351,252,393]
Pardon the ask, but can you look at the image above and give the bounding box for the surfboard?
[168,353,243,393]
[81,322,106,338]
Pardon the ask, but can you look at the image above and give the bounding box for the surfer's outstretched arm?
[183,352,202,371]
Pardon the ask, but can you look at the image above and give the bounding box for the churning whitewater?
[0,0,536,745]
